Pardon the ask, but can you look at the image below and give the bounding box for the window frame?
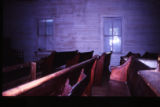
[102,17,123,54]
[38,18,54,37]
[37,18,54,50]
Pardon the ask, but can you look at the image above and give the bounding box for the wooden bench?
[37,50,78,76]
[2,62,36,91]
[104,52,112,81]
[78,51,94,63]
[108,56,159,96]
[94,52,112,85]
[37,50,94,77]
[2,56,98,96]
[120,56,157,69]
[66,51,94,67]
[137,70,160,96]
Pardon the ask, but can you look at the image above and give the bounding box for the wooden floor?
[92,73,131,96]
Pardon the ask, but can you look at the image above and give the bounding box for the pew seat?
[121,57,157,69]
[138,70,160,96]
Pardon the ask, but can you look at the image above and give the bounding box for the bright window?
[104,17,122,53]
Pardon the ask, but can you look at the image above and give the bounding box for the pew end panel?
[110,56,133,82]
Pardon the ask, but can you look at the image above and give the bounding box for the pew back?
[66,51,94,67]
[54,50,78,68]
[78,51,94,63]
[38,50,78,76]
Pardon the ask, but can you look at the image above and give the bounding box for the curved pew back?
[110,56,133,82]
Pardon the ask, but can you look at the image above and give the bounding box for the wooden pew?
[137,70,160,96]
[53,50,78,68]
[37,51,56,76]
[110,56,152,82]
[120,52,159,67]
[66,51,94,67]
[37,50,78,76]
[66,53,80,67]
[108,56,158,96]
[94,53,106,85]
[78,51,94,63]
[82,58,97,96]
[2,56,98,96]
[120,57,157,69]
[104,52,112,80]
[141,52,158,59]
[93,52,112,85]
[127,55,160,96]
[120,52,141,65]
[110,56,133,82]
[2,62,36,91]
[126,57,155,96]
